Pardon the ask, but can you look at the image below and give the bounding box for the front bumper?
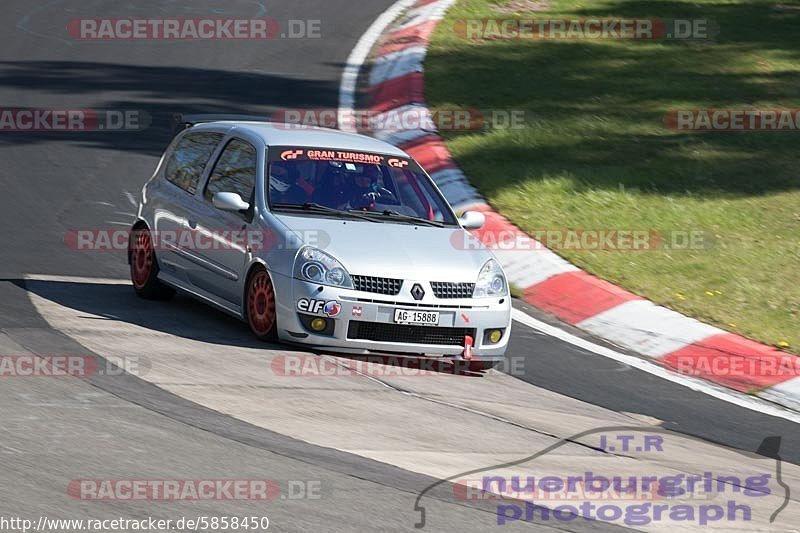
[271,273,511,360]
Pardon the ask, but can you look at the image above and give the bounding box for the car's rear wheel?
[130,227,175,300]
[246,268,278,341]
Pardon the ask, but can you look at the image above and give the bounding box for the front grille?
[350,298,476,309]
[431,282,475,299]
[347,321,475,346]
[352,275,403,295]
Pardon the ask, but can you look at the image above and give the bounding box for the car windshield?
[266,146,458,226]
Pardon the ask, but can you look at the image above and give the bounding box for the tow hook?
[463,335,474,360]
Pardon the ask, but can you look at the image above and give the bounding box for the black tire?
[129,227,175,300]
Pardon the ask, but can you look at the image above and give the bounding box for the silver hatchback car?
[130,118,511,366]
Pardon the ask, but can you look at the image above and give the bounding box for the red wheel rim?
[131,230,153,290]
[248,271,276,336]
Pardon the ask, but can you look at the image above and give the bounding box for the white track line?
[23,274,131,285]
[337,0,800,423]
[337,0,418,133]
[512,309,800,424]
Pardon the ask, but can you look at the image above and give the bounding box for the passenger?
[268,163,307,205]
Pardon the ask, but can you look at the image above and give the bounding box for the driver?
[342,165,396,209]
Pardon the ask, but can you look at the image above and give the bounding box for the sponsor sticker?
[323,301,341,318]
[269,145,420,173]
[296,298,341,317]
[280,149,304,160]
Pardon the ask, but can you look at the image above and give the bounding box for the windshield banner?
[269,146,419,172]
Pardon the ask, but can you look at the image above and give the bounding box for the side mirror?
[459,210,485,230]
[213,192,250,212]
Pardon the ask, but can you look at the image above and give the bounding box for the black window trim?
[163,130,224,196]
[203,136,258,221]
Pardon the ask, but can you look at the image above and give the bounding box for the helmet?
[353,165,380,189]
[364,164,382,181]
[269,164,292,193]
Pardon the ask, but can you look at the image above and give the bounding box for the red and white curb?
[342,0,800,412]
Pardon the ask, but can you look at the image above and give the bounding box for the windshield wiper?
[359,209,445,228]
[272,202,379,222]
[272,203,444,227]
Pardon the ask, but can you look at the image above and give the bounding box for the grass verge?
[426,0,799,353]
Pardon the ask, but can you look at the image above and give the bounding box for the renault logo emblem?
[411,283,425,301]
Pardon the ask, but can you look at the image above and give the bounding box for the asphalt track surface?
[0,1,799,531]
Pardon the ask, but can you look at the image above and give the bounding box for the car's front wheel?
[129,227,175,300]
[246,268,278,341]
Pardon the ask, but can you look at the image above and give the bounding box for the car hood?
[273,214,493,282]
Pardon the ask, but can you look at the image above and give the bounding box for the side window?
[164,132,223,194]
[204,139,257,203]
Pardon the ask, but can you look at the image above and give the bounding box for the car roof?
[193,121,409,157]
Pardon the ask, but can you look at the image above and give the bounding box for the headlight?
[294,246,353,288]
[473,259,507,297]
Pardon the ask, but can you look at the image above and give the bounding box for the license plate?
[394,309,439,326]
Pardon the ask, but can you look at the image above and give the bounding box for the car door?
[153,131,224,282]
[181,137,258,305]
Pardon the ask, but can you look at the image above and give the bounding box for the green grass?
[426,0,800,353]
